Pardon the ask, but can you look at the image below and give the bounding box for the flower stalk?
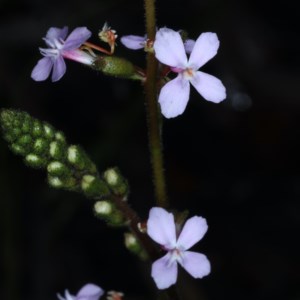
[144,0,168,209]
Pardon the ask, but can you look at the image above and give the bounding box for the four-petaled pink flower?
[147,207,211,289]
[154,27,226,118]
[31,26,94,82]
[57,283,104,300]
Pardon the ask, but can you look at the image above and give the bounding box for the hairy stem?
[144,0,168,208]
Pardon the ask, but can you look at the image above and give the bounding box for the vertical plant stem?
[144,0,168,208]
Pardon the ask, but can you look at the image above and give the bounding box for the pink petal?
[147,207,176,247]
[31,57,53,81]
[188,32,220,70]
[63,27,92,50]
[46,26,68,41]
[190,71,226,103]
[120,35,145,50]
[51,56,66,82]
[158,75,190,118]
[177,216,208,250]
[179,251,211,278]
[151,253,178,289]
[76,283,104,300]
[184,39,195,54]
[154,28,187,68]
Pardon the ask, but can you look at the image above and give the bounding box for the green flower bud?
[93,56,143,80]
[25,154,46,168]
[124,232,148,260]
[55,131,66,143]
[16,134,33,150]
[43,123,55,140]
[103,167,129,197]
[47,175,78,191]
[68,145,97,173]
[94,200,125,226]
[47,161,71,177]
[94,200,113,216]
[49,141,66,160]
[81,175,110,198]
[48,176,64,188]
[33,138,49,155]
[32,120,44,137]
[21,115,32,133]
[10,143,27,156]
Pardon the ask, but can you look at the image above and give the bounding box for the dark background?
[1,0,300,299]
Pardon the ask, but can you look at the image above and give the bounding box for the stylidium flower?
[154,27,226,118]
[57,283,104,300]
[120,35,147,50]
[31,26,94,82]
[147,207,211,289]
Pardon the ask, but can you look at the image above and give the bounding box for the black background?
[1,0,300,299]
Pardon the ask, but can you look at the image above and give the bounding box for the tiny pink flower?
[154,28,226,118]
[57,283,104,300]
[31,26,94,82]
[147,207,211,289]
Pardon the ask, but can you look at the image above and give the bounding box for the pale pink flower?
[57,283,104,300]
[154,28,226,118]
[147,207,211,289]
[31,26,94,82]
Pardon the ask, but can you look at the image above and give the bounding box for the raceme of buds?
[0,109,110,197]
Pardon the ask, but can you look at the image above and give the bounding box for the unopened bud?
[103,167,129,197]
[93,56,143,80]
[81,175,110,198]
[25,154,46,168]
[94,200,113,216]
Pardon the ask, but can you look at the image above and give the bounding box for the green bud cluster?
[0,109,110,197]
[93,200,126,227]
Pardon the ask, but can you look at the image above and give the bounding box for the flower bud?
[32,120,44,137]
[124,232,147,260]
[43,123,55,140]
[68,145,96,173]
[49,141,66,160]
[103,167,129,197]
[33,138,49,155]
[93,56,143,80]
[94,200,113,216]
[25,154,46,168]
[47,161,71,177]
[81,175,110,198]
